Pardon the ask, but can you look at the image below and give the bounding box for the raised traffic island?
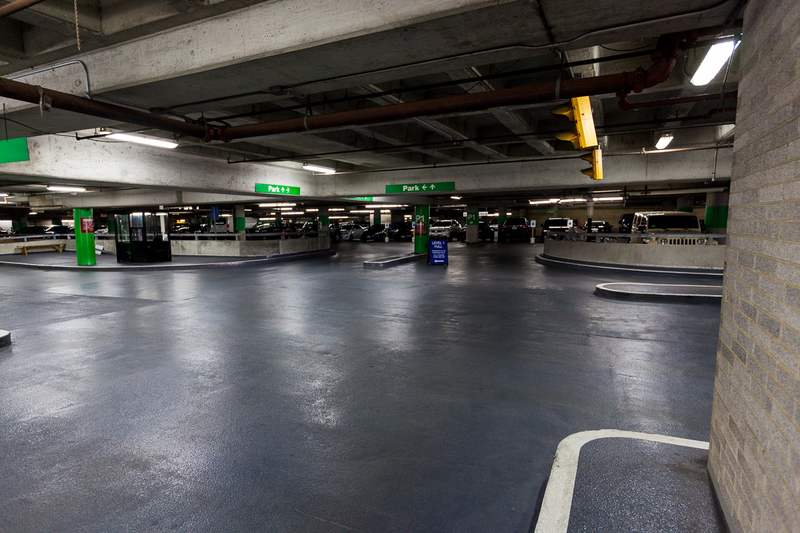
[536,236,725,276]
[0,329,10,349]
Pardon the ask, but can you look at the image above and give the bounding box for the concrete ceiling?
[0,0,743,207]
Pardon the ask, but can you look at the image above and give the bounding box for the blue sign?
[429,239,448,265]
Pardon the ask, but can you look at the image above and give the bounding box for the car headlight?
[696,238,706,245]
[660,238,668,245]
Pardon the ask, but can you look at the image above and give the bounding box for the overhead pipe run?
[0,0,48,19]
[618,91,737,110]
[0,30,701,144]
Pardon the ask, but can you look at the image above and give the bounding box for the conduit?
[0,0,48,19]
[0,30,700,143]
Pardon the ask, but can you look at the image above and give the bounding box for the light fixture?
[655,134,673,150]
[380,209,391,213]
[451,196,462,200]
[105,133,178,149]
[559,198,587,203]
[47,185,86,193]
[373,204,406,208]
[302,163,336,174]
[593,196,625,202]
[280,211,304,215]
[0,193,7,197]
[220,214,233,217]
[528,199,558,205]
[348,210,372,214]
[258,203,296,208]
[691,41,737,86]
[259,217,276,221]
[28,211,38,215]
[329,208,345,212]
[305,208,319,212]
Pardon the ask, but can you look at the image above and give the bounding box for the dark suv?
[499,217,531,242]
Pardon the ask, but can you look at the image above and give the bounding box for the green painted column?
[414,205,429,254]
[498,208,508,228]
[319,214,329,226]
[73,208,96,266]
[465,208,478,243]
[705,191,729,231]
[108,217,116,234]
[234,205,247,233]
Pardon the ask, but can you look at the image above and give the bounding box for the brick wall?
[707,0,800,531]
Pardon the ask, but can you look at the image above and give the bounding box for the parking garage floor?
[0,242,725,532]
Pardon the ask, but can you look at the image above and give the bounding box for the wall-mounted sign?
[479,211,489,217]
[255,183,300,195]
[386,182,455,194]
[80,217,94,234]
[347,197,373,201]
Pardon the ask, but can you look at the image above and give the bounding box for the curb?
[535,253,723,278]
[0,249,335,272]
[364,252,427,269]
[0,329,10,349]
[594,282,723,304]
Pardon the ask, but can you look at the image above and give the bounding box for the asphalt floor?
[0,241,725,532]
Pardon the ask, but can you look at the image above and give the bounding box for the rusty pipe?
[0,77,208,138]
[215,29,699,141]
[0,0,48,19]
[0,29,697,143]
[618,91,738,110]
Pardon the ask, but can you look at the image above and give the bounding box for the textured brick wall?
[707,0,800,531]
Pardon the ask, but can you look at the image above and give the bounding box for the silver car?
[340,223,366,241]
[429,219,461,241]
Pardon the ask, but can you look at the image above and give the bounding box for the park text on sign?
[255,183,301,195]
[385,182,455,194]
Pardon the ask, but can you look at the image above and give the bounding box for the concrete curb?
[0,249,335,272]
[0,329,10,349]
[364,252,427,269]
[535,253,724,278]
[594,282,723,304]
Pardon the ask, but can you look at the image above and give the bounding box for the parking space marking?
[534,429,709,533]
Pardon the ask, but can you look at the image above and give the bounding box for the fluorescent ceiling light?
[373,204,405,208]
[691,41,736,86]
[349,210,372,213]
[329,208,345,212]
[528,199,557,205]
[594,196,625,201]
[305,208,319,212]
[47,185,86,193]
[281,211,304,215]
[258,203,296,207]
[451,196,462,200]
[303,163,336,174]
[560,198,587,203]
[0,193,8,197]
[106,133,178,149]
[29,211,39,215]
[655,134,673,150]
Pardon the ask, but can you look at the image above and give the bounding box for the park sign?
[255,183,300,195]
[385,182,455,194]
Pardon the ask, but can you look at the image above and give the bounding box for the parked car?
[15,225,70,235]
[619,213,634,233]
[499,217,531,242]
[361,224,388,242]
[329,223,342,242]
[429,219,461,241]
[630,211,707,245]
[249,221,285,234]
[298,220,318,233]
[340,223,365,241]
[459,221,495,242]
[588,221,613,233]
[391,222,413,241]
[542,218,572,239]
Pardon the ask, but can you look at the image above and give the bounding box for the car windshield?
[431,220,451,227]
[591,221,606,227]
[647,215,699,230]
[505,218,526,225]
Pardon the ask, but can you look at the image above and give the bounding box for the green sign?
[255,183,300,195]
[466,212,478,225]
[347,197,373,201]
[385,182,455,194]
[0,138,30,164]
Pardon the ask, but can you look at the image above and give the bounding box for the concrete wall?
[707,1,800,532]
[0,238,68,255]
[543,240,725,270]
[170,234,329,257]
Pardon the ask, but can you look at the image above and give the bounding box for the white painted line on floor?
[534,429,709,533]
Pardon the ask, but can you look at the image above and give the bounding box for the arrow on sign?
[430,184,436,189]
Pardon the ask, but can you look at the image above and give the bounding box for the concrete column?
[318,208,329,228]
[704,191,729,234]
[586,199,595,231]
[498,207,508,228]
[234,205,246,234]
[707,1,800,531]
[465,204,478,243]
[676,196,693,213]
[414,205,429,254]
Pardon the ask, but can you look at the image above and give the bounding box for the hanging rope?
[74,0,81,51]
